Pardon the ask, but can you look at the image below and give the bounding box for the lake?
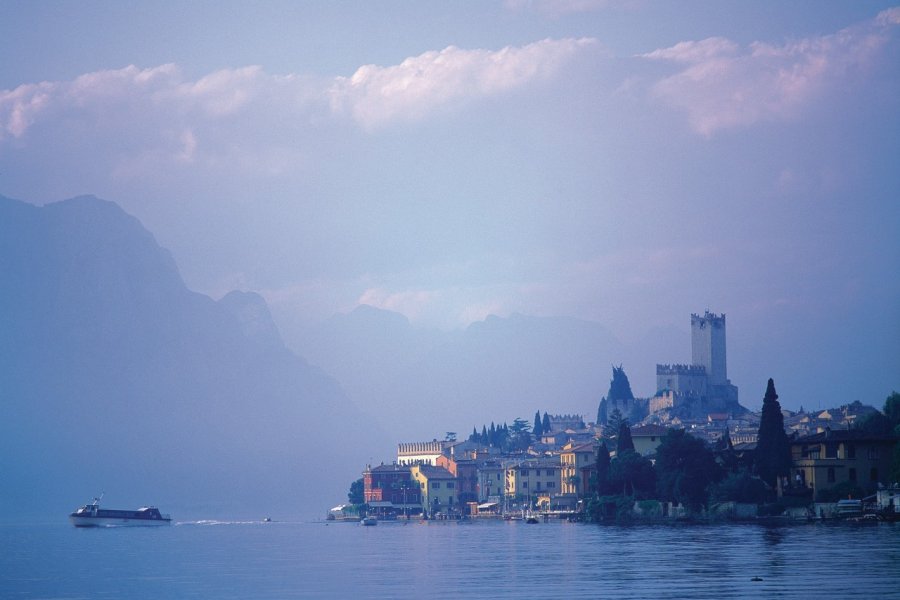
[2,519,899,599]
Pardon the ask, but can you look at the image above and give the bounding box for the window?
[827,467,835,483]
[868,447,881,460]
[547,482,555,488]
[521,470,529,476]
[825,443,838,459]
[431,482,440,489]
[447,482,455,489]
[849,468,857,482]
[522,482,528,489]
[536,482,542,490]
[496,473,501,480]
[846,444,856,459]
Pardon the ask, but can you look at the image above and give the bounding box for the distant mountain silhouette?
[0,195,377,519]
[291,306,684,439]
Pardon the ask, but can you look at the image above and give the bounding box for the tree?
[348,478,364,505]
[604,408,627,441]
[607,365,635,402]
[655,429,723,511]
[710,469,768,504]
[509,418,531,451]
[445,431,457,442]
[597,397,608,426]
[755,378,791,489]
[617,421,635,453]
[533,410,544,438]
[608,450,656,499]
[593,441,612,495]
[542,412,551,435]
[883,391,900,430]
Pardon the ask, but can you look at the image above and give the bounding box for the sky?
[1,1,898,411]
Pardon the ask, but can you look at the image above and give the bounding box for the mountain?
[0,195,379,519]
[290,307,647,440]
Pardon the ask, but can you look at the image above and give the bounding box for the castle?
[601,311,745,424]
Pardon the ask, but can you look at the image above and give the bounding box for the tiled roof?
[631,424,669,437]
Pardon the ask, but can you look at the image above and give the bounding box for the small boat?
[361,516,377,526]
[263,517,272,523]
[69,494,171,527]
[525,513,540,524]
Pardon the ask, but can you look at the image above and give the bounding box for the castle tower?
[691,311,727,385]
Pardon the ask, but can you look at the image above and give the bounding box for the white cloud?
[328,38,596,130]
[641,11,899,136]
[0,38,596,174]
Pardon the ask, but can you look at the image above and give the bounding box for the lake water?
[2,519,899,599]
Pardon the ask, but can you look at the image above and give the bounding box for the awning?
[477,502,499,509]
[368,501,394,508]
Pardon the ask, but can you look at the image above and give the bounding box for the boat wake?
[177,520,267,526]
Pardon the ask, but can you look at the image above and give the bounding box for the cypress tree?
[542,412,551,434]
[597,397,608,425]
[617,421,635,453]
[481,425,488,444]
[595,441,611,494]
[755,378,791,489]
[533,410,544,438]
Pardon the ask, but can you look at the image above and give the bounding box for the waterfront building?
[560,442,596,497]
[505,458,561,503]
[475,460,506,503]
[363,463,421,516]
[790,429,897,500]
[410,464,458,515]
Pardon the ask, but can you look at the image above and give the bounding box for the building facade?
[410,464,458,515]
[790,429,897,500]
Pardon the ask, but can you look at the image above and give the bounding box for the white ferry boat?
[69,494,172,527]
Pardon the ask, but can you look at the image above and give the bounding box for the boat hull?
[69,515,172,527]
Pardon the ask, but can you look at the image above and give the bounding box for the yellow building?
[790,429,897,500]
[505,459,561,502]
[630,424,669,457]
[560,442,596,496]
[410,464,458,515]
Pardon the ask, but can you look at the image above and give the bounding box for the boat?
[69,494,172,527]
[361,516,377,526]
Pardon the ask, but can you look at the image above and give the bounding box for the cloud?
[641,9,899,136]
[0,38,596,176]
[328,38,596,130]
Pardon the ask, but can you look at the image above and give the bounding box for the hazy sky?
[2,1,898,409]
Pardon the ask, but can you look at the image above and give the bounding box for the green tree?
[542,412,551,435]
[604,408,627,442]
[655,429,723,511]
[593,441,612,495]
[617,421,635,453]
[755,378,791,489]
[710,469,769,504]
[607,365,635,402]
[855,411,894,435]
[883,391,900,429]
[608,450,656,499]
[597,397,608,426]
[348,478,364,505]
[533,410,544,438]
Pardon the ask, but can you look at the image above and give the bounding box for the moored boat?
[69,494,172,527]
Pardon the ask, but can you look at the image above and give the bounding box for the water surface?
[2,519,898,598]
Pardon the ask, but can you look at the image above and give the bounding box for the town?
[333,312,900,523]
